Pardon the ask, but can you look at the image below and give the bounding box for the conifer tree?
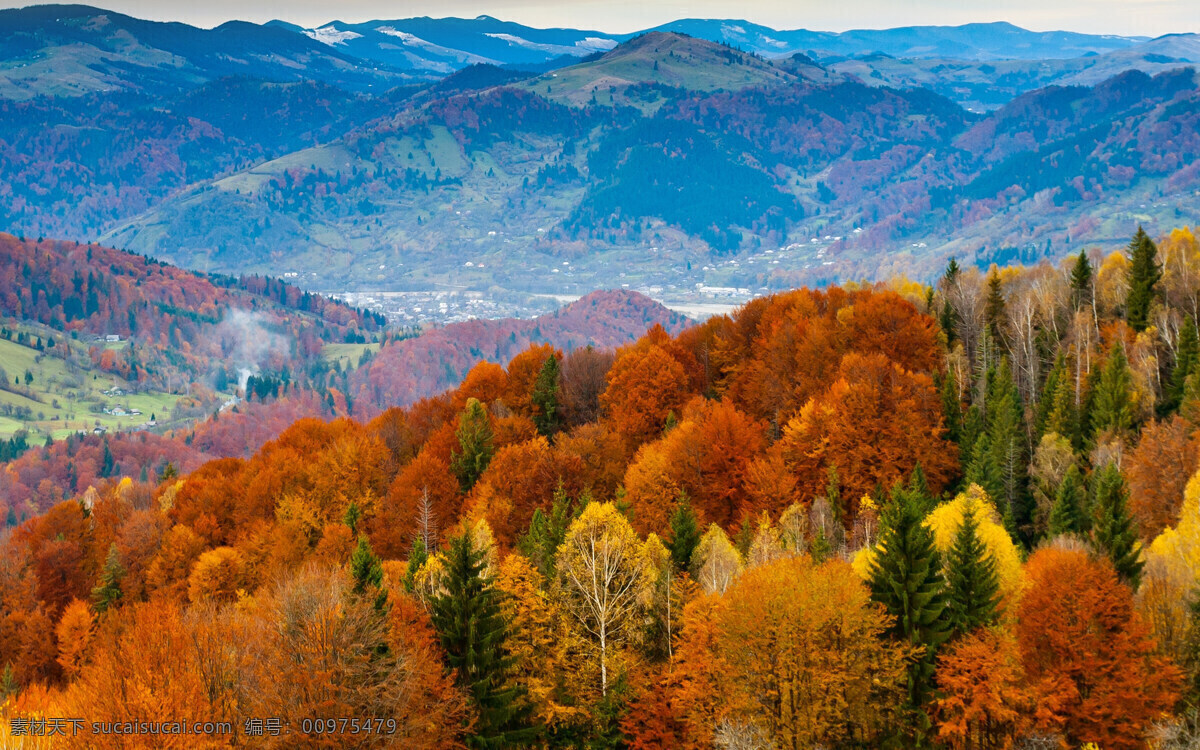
[350,536,388,611]
[959,404,984,472]
[943,498,1000,638]
[868,485,949,736]
[1164,316,1199,415]
[809,526,832,564]
[939,371,962,446]
[1125,227,1162,332]
[966,431,1002,506]
[100,440,114,478]
[1035,354,1067,438]
[1046,373,1080,448]
[402,536,427,594]
[1091,342,1136,438]
[939,259,961,344]
[976,361,1029,539]
[451,397,495,493]
[908,463,932,507]
[91,543,124,613]
[668,491,701,571]
[984,267,1007,345]
[432,533,538,748]
[530,354,561,437]
[0,662,15,699]
[343,500,361,535]
[1069,249,1093,311]
[1091,462,1143,587]
[516,483,577,579]
[1048,463,1086,536]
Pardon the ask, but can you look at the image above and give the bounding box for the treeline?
[2,227,1200,747]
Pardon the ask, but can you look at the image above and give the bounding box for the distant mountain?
[279,15,1146,77]
[2,8,1199,301]
[826,32,1200,111]
[269,15,621,75]
[0,77,408,238]
[92,33,1200,294]
[0,3,413,99]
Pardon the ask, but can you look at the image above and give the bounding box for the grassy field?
[0,332,191,440]
[321,342,381,370]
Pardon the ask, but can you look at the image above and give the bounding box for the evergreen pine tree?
[668,491,701,571]
[1125,227,1162,332]
[966,431,1003,505]
[908,463,931,503]
[530,354,562,437]
[91,542,124,613]
[349,536,388,611]
[1164,316,1199,415]
[1035,353,1067,438]
[1069,250,1093,311]
[516,483,577,579]
[0,662,15,699]
[868,486,950,737]
[1048,463,1086,536]
[985,267,1007,345]
[1046,373,1080,448]
[943,498,1000,638]
[402,536,428,594]
[343,500,361,535]
[451,398,495,493]
[939,370,963,446]
[981,360,1030,539]
[959,404,984,473]
[1091,462,1144,587]
[1091,342,1136,438]
[939,259,961,345]
[431,533,538,748]
[809,526,832,564]
[100,440,114,478]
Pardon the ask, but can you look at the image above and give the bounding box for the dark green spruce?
[1048,463,1086,537]
[432,533,539,748]
[91,542,125,613]
[530,353,562,437]
[451,398,495,493]
[1125,227,1162,332]
[868,485,949,740]
[944,498,1001,638]
[1091,462,1144,587]
[668,491,701,571]
[1164,316,1199,415]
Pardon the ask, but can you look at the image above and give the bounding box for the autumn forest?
[0,224,1198,749]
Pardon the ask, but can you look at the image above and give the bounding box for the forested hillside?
[0,233,384,390]
[3,227,1200,747]
[0,234,687,519]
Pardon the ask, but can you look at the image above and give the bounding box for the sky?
[3,0,1198,36]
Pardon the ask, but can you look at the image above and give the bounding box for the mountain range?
[2,5,1200,307]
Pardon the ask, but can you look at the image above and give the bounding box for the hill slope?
[90,34,1200,295]
[0,4,414,99]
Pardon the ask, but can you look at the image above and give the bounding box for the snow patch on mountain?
[305,25,362,46]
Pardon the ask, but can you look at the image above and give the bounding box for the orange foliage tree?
[601,344,693,447]
[1017,545,1180,749]
[934,627,1035,749]
[467,436,583,547]
[776,352,957,521]
[1127,415,1200,540]
[623,399,767,534]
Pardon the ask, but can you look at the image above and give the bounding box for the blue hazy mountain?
[0,4,413,98]
[282,15,1147,76]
